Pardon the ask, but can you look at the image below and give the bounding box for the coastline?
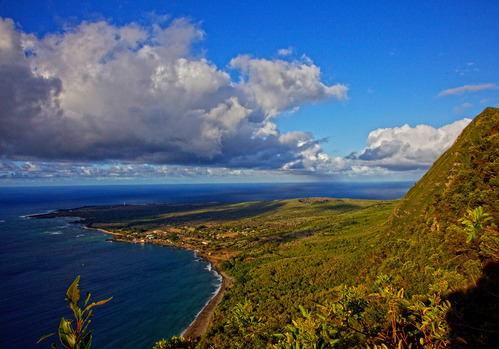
[84,224,231,339]
[182,257,232,338]
[83,225,121,235]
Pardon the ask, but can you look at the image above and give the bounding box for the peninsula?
[33,197,393,339]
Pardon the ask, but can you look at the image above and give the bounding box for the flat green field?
[37,197,396,265]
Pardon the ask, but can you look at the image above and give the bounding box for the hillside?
[196,107,499,349]
[384,106,498,251]
[387,107,498,240]
[368,107,499,290]
[369,107,499,346]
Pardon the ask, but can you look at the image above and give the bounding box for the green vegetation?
[197,200,400,348]
[374,107,499,295]
[38,276,112,349]
[153,336,196,349]
[273,280,452,348]
[38,108,498,347]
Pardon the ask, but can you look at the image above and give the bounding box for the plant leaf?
[66,276,80,304]
[84,297,113,312]
[84,291,91,308]
[37,333,55,344]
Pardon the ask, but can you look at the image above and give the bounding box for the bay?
[0,182,412,348]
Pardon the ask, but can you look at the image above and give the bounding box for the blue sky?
[1,0,498,185]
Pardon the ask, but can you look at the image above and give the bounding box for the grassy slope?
[366,107,499,347]
[200,199,397,348]
[371,107,499,294]
[387,107,498,232]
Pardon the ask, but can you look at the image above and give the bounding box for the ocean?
[0,182,412,348]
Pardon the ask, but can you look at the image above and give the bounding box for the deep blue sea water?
[0,182,412,348]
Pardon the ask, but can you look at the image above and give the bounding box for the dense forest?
[40,108,498,348]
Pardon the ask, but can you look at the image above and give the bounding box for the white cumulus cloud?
[0,16,347,175]
[355,118,472,170]
[230,55,348,116]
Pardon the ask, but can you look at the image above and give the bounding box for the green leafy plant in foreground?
[458,207,492,243]
[274,278,453,349]
[223,300,266,348]
[38,276,112,349]
[459,206,499,260]
[153,336,196,349]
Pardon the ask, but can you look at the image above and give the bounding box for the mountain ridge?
[387,106,498,234]
[376,107,498,292]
